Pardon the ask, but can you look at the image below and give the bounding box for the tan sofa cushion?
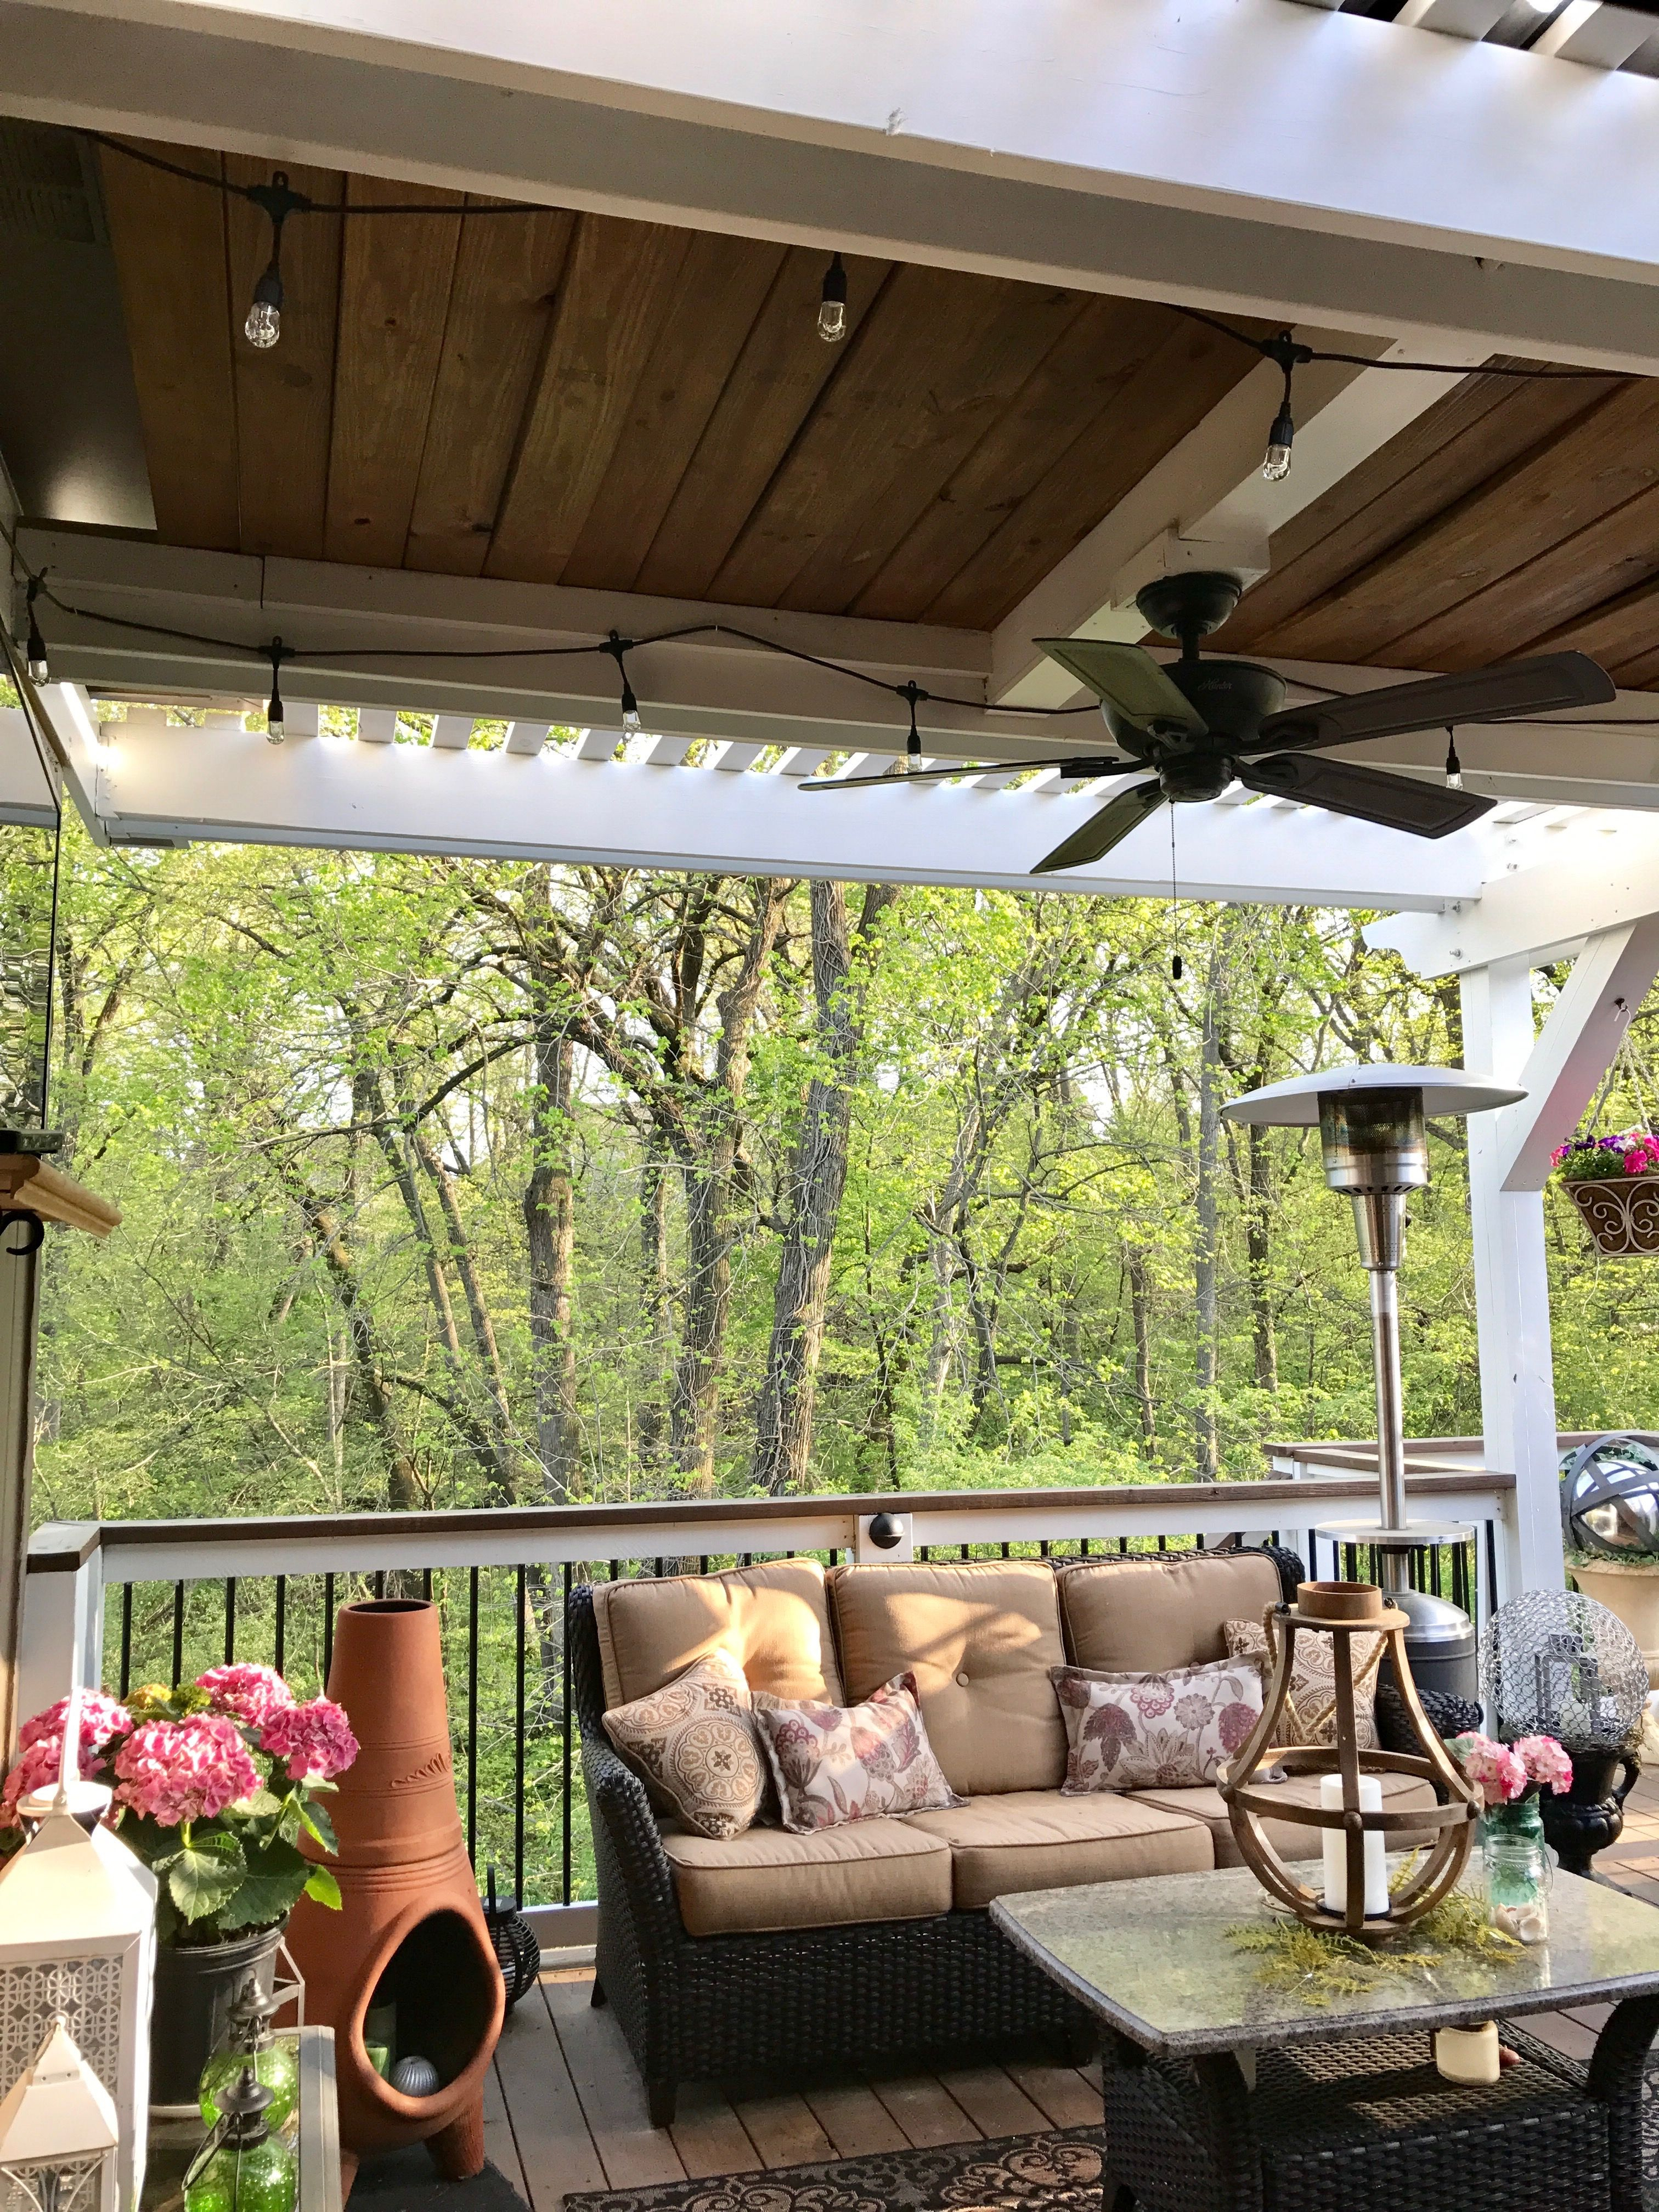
[908,1787,1214,1909]
[661,1816,952,1936]
[829,1561,1068,1795]
[592,1558,843,1711]
[1133,1771,1439,1869]
[1059,1551,1284,1673]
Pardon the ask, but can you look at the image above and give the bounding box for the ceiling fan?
[800,572,1616,876]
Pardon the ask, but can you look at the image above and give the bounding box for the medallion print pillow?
[1051,1659,1263,1793]
[752,1670,964,1833]
[601,1649,769,1839]
[1223,1616,1381,1751]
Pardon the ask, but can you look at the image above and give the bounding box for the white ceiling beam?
[504,721,552,755]
[992,339,1488,707]
[1492,918,1659,1190]
[1367,810,1659,973]
[429,714,472,749]
[1532,2,1656,68]
[57,699,1489,910]
[13,0,1659,369]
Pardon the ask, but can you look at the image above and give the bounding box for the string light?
[817,253,848,343]
[1261,332,1312,483]
[24,579,46,685]
[606,632,642,729]
[900,681,926,767]
[242,173,306,351]
[265,640,286,743]
[1444,729,1463,791]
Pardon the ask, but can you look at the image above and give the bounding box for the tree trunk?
[1245,1119,1278,1394]
[1126,1248,1157,1447]
[635,1134,673,1468]
[753,881,893,1495]
[1194,969,1223,1483]
[524,1027,582,1502]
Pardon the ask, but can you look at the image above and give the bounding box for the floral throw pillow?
[752,1671,964,1833]
[1051,1660,1263,1794]
[602,1649,770,1840]
[1223,1617,1382,1751]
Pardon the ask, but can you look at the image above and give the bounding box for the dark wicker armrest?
[581,1730,687,1953]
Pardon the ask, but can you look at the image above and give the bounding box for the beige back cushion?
[1059,1551,1284,1673]
[828,1561,1066,1795]
[592,1559,844,1711]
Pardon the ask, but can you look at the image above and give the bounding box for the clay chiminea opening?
[356,1908,500,2100]
[286,1596,505,2181]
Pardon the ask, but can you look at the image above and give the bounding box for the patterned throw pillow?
[1051,1660,1263,1793]
[602,1650,769,1840]
[1223,1617,1382,1751]
[752,1671,964,1833]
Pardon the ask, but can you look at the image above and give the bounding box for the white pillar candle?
[1434,2022,1499,2085]
[1319,1772,1388,1916]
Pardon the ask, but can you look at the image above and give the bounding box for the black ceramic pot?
[1538,1748,1640,1876]
[149,1922,285,2108]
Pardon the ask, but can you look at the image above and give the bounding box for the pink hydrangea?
[1452,1731,1527,1808]
[196,1664,295,1729]
[18,1691,130,1758]
[113,1714,259,1827]
[1511,1735,1573,1795]
[258,1699,358,1784]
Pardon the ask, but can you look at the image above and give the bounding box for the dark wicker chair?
[568,1548,1305,2126]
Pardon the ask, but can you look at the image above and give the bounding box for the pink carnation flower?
[1511,1734,1573,1795]
[196,1663,295,1729]
[1452,1730,1527,1808]
[259,1699,358,1784]
[114,1714,259,1827]
[19,1691,130,1758]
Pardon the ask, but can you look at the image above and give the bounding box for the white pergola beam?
[13,0,1659,369]
[36,698,1494,909]
[1493,918,1659,1190]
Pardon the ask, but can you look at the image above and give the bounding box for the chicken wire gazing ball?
[1481,1588,1647,1753]
[1561,1432,1659,1556]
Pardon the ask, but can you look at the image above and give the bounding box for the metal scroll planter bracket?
[1562,1173,1659,1257]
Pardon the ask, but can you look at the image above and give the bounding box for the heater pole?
[1367,1254,1409,1590]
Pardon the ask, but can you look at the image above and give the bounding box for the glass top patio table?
[990,1862,1659,2056]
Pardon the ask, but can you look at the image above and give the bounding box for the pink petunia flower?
[19,1691,131,1758]
[196,1663,295,1729]
[258,1699,358,1784]
[113,1714,259,1827]
[1451,1731,1528,1808]
[1511,1735,1573,1795]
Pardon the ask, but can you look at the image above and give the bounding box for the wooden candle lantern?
[1217,1581,1480,1943]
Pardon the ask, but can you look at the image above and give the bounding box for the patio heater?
[1221,1065,1525,1710]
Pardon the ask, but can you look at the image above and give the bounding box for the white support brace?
[1494,919,1659,1190]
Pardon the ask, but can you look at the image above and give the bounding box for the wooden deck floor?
[482,1770,1659,2210]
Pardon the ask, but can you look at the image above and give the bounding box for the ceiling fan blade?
[1239,752,1495,838]
[799,754,1128,792]
[1254,651,1616,754]
[1031,780,1166,874]
[1035,639,1208,736]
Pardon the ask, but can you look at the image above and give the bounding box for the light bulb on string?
[24,578,47,685]
[607,631,642,730]
[1444,728,1463,791]
[899,681,927,771]
[817,253,848,343]
[265,639,286,743]
[1260,331,1312,484]
[1168,809,1182,983]
[242,172,306,351]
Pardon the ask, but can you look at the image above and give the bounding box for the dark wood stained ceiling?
[96,140,1261,631]
[1218,360,1659,685]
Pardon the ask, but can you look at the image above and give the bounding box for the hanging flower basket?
[1553,1130,1659,1257]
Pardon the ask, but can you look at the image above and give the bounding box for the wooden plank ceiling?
[95,140,1260,631]
[1216,359,1659,686]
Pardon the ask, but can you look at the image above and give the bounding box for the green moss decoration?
[1227,1880,1520,2007]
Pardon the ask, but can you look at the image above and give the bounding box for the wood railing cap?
[0,1156,120,1237]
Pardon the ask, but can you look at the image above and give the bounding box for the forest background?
[10,721,1659,1902]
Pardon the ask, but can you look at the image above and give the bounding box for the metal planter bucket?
[1562,1173,1659,1257]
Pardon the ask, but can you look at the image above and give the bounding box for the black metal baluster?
[171,1581,185,1685]
[1080,1538,1090,1558]
[223,1577,236,1663]
[422,1568,432,1600]
[1483,1520,1498,1638]
[119,1584,132,1697]
[1156,1536,1167,1554]
[324,1573,335,1685]
[466,1566,479,1866]
[1119,1537,1129,1555]
[274,1577,286,1677]
[654,1557,665,1578]
[374,1570,385,1600]
[828,1550,838,1567]
[514,1565,527,1907]
[699,1556,710,1574]
[562,1562,573,1906]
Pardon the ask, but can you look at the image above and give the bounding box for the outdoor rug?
[563,2126,1104,2212]
[352,2146,531,2210]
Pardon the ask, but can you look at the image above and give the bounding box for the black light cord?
[1171,302,1621,383]
[83,132,555,218]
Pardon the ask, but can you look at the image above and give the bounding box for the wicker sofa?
[570,1545,1436,2125]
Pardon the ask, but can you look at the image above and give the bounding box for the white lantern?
[0,2015,118,2212]
[0,1698,155,2212]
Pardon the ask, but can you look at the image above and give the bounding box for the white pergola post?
[1460,919,1659,1597]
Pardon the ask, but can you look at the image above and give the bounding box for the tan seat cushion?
[661,1816,952,1936]
[907,1787,1214,1909]
[1059,1551,1285,1673]
[592,1559,843,1710]
[1133,1771,1440,1869]
[828,1561,1066,1795]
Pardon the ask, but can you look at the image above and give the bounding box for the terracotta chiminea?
[286,1600,504,2185]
